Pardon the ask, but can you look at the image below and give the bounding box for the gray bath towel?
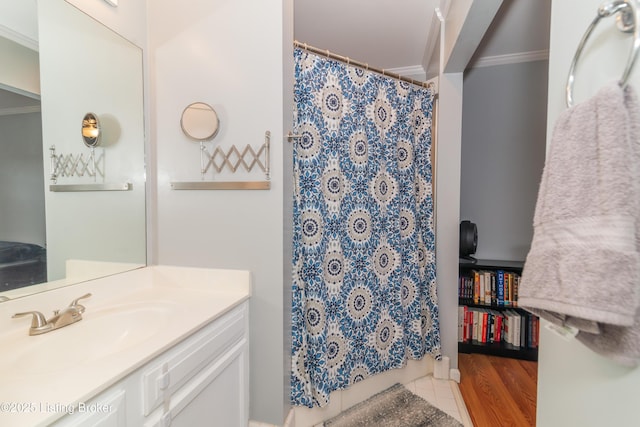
[519,82,640,367]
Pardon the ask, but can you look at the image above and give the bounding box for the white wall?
[147,0,285,424]
[537,1,640,425]
[461,61,547,261]
[0,113,45,246]
[435,72,464,369]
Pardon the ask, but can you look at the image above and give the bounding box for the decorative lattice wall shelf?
[49,145,132,192]
[170,131,271,191]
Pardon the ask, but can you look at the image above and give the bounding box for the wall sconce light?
[48,112,132,192]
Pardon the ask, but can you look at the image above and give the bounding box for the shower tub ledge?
[0,265,251,427]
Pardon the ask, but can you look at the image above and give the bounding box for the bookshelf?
[458,259,539,361]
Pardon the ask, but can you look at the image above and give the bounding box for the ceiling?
[294,0,551,80]
[294,0,437,71]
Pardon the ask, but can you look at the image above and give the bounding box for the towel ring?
[566,0,640,107]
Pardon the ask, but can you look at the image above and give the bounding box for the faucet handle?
[13,311,49,329]
[69,293,92,313]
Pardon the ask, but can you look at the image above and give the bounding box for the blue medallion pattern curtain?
[291,47,442,408]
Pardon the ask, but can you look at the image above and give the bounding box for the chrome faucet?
[12,293,92,336]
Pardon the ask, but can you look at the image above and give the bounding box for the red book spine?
[481,311,488,343]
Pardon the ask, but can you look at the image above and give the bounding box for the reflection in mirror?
[0,0,146,301]
[0,18,46,295]
[81,112,102,148]
[181,102,219,141]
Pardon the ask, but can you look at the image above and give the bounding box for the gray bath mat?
[323,383,463,427]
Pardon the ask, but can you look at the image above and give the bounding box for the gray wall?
[460,60,548,261]
[0,112,45,246]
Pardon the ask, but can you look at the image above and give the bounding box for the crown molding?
[471,50,549,68]
[0,105,41,116]
[386,65,426,81]
[334,49,549,84]
[0,23,38,52]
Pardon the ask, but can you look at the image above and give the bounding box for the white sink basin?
[0,301,177,378]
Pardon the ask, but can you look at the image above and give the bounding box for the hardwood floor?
[458,353,538,427]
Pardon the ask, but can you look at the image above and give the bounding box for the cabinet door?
[143,304,247,416]
[145,340,249,427]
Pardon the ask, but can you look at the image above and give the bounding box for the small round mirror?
[180,102,219,141]
[81,113,101,148]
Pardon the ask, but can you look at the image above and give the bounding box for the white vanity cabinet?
[52,302,249,427]
[142,302,249,427]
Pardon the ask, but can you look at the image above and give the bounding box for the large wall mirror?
[0,0,146,301]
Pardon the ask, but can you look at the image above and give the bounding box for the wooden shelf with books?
[457,259,539,361]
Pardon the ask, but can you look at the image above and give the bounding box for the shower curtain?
[291,47,442,408]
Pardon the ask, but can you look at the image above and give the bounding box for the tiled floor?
[273,375,474,427]
[404,376,473,427]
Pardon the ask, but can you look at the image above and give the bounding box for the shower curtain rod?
[294,40,437,94]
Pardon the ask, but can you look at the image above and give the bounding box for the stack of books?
[458,269,520,307]
[457,305,539,349]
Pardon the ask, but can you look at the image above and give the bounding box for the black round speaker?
[459,220,477,260]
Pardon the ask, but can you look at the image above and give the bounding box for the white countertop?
[0,265,251,427]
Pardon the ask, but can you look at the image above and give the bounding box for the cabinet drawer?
[142,304,247,416]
